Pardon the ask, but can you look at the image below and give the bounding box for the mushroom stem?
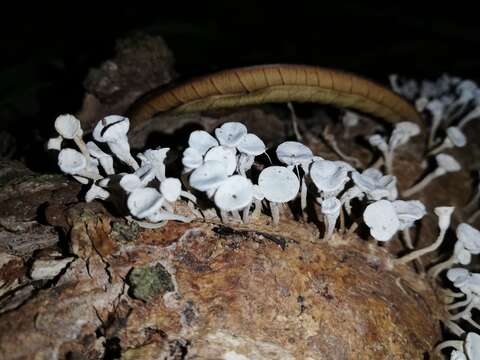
[428,119,442,149]
[323,126,362,168]
[449,301,475,321]
[402,169,445,197]
[231,210,242,222]
[402,228,414,250]
[444,320,466,337]
[271,202,280,226]
[252,199,262,218]
[427,141,451,156]
[434,340,463,356]
[242,202,252,224]
[220,210,229,224]
[339,207,345,233]
[447,293,472,310]
[384,150,394,174]
[180,190,197,203]
[428,256,456,279]
[300,177,308,212]
[323,214,337,240]
[464,316,480,331]
[396,226,448,265]
[287,102,303,142]
[73,136,93,162]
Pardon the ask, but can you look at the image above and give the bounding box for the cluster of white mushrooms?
[48,90,479,357]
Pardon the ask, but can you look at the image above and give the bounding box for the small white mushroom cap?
[85,184,109,202]
[310,160,349,194]
[453,242,473,265]
[450,350,467,360]
[215,122,247,147]
[188,130,218,154]
[58,148,87,175]
[252,184,265,200]
[457,223,480,255]
[436,154,461,173]
[392,200,426,230]
[258,166,300,202]
[138,147,170,180]
[368,134,388,152]
[160,178,182,202]
[426,99,445,120]
[342,111,360,127]
[237,133,266,156]
[276,141,313,166]
[54,114,82,139]
[435,206,455,231]
[120,174,143,193]
[204,146,237,175]
[352,170,393,200]
[446,127,467,147]
[390,121,421,148]
[214,175,253,211]
[363,200,400,241]
[321,197,341,215]
[93,115,130,142]
[127,187,164,219]
[189,160,229,192]
[47,136,63,151]
[447,268,470,288]
[465,332,480,360]
[182,147,203,169]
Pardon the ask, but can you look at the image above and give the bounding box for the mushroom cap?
[85,184,109,203]
[436,154,461,172]
[368,134,388,151]
[58,148,87,174]
[425,99,445,120]
[160,178,182,202]
[214,175,253,211]
[182,147,203,169]
[446,268,470,288]
[47,136,63,151]
[237,133,266,156]
[252,184,265,201]
[127,187,164,219]
[342,111,360,127]
[204,146,237,175]
[188,130,219,155]
[86,141,109,158]
[189,160,229,192]
[310,160,349,193]
[390,121,421,148]
[215,122,247,147]
[54,114,82,139]
[392,200,426,230]
[321,197,341,215]
[465,332,480,360]
[363,200,400,241]
[93,115,130,142]
[258,166,300,203]
[120,174,143,193]
[457,223,480,255]
[435,206,455,231]
[450,350,467,360]
[276,141,313,166]
[141,147,170,166]
[446,127,467,147]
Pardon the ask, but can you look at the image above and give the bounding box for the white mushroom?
[215,122,247,147]
[403,154,461,197]
[429,127,467,155]
[85,183,110,202]
[182,147,203,170]
[368,134,391,172]
[396,206,454,265]
[214,175,253,214]
[204,146,237,175]
[363,200,400,241]
[351,168,397,201]
[58,148,101,181]
[236,133,266,175]
[120,174,143,193]
[86,141,115,175]
[160,177,182,202]
[321,197,341,240]
[47,136,63,151]
[425,99,446,147]
[389,122,421,149]
[188,130,219,154]
[435,333,480,360]
[92,115,139,169]
[54,114,90,160]
[137,147,170,182]
[310,160,349,198]
[393,200,427,249]
[258,166,300,225]
[189,160,229,193]
[127,187,164,220]
[458,105,480,129]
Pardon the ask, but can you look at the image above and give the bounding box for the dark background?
[1,3,479,169]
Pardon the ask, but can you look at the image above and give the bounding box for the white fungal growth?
[310,160,349,198]
[204,146,237,175]
[58,148,101,181]
[189,160,229,192]
[160,178,182,202]
[429,127,467,155]
[321,197,341,240]
[214,175,253,212]
[215,122,248,147]
[363,200,400,241]
[188,130,219,154]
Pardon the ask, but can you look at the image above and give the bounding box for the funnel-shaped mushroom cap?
[160,178,182,202]
[127,187,164,219]
[58,148,87,174]
[276,141,313,166]
[182,147,203,169]
[466,332,480,360]
[393,200,426,230]
[204,146,237,175]
[214,175,253,211]
[368,134,388,151]
[140,147,170,166]
[54,114,82,139]
[426,99,445,119]
[120,174,143,193]
[189,160,229,191]
[258,166,300,202]
[450,350,467,360]
[446,127,467,147]
[93,115,130,142]
[188,130,218,155]
[215,122,247,147]
[310,160,349,193]
[352,170,396,200]
[252,184,265,200]
[457,223,480,255]
[390,121,421,148]
[363,200,400,241]
[237,133,266,156]
[447,268,470,288]
[436,154,461,172]
[321,197,341,215]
